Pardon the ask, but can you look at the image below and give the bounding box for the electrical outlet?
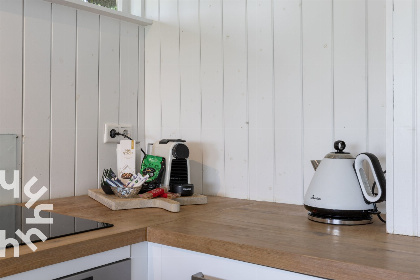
[104,123,119,143]
[103,123,133,143]
[119,124,133,140]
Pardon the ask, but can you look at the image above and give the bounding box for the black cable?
[370,170,386,224]
[377,212,387,223]
[110,129,133,140]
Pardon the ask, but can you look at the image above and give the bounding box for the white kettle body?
[304,140,385,225]
[304,157,374,211]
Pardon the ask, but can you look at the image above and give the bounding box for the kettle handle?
[353,153,386,204]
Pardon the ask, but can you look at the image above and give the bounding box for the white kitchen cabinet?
[147,243,325,280]
[1,242,325,280]
[1,246,130,280]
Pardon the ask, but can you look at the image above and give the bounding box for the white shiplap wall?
[0,0,145,202]
[144,0,387,205]
[387,0,420,236]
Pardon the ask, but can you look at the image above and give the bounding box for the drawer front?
[55,259,131,280]
[149,243,325,280]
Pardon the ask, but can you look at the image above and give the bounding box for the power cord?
[110,129,133,141]
[370,170,386,224]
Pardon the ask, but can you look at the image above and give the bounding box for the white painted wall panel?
[200,0,225,196]
[120,20,139,168]
[223,0,248,199]
[248,0,274,202]
[50,4,77,199]
[145,0,387,206]
[138,27,146,158]
[98,16,120,183]
[385,0,394,234]
[0,136,19,205]
[416,0,420,236]
[385,0,420,236]
[160,0,181,139]
[22,0,52,202]
[0,0,23,202]
[302,0,333,194]
[179,0,203,194]
[120,21,139,134]
[1,0,145,200]
[367,0,386,214]
[273,0,303,204]
[144,0,161,146]
[75,10,100,195]
[333,0,367,154]
[392,0,415,235]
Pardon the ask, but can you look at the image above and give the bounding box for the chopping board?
[88,189,207,212]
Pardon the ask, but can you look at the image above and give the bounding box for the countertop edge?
[0,227,147,278]
[147,227,420,280]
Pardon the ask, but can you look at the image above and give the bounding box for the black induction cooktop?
[0,205,113,248]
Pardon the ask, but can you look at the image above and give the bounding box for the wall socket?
[103,123,133,143]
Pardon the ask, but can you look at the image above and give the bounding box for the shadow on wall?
[182,141,203,195]
[199,142,223,197]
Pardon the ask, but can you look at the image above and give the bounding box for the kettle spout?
[311,160,322,171]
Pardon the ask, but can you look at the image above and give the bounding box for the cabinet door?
[148,243,324,280]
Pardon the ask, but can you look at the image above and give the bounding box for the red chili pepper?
[160,192,180,199]
[140,187,165,199]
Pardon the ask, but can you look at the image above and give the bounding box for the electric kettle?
[304,140,386,225]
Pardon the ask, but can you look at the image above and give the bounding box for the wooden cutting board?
[88,189,207,212]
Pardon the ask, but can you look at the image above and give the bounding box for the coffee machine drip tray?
[0,205,113,248]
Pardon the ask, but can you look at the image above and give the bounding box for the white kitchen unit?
[0,246,130,280]
[146,243,325,280]
[0,242,324,280]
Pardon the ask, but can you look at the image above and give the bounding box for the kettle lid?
[324,140,355,159]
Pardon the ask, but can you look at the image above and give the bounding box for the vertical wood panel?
[385,0,394,234]
[248,0,274,201]
[75,10,99,195]
[179,0,202,194]
[200,0,225,196]
[273,0,303,204]
[50,4,77,199]
[302,0,333,194]
[367,0,387,213]
[393,0,415,235]
[138,27,146,159]
[98,16,120,182]
[223,0,248,199]
[120,20,139,170]
[417,0,420,235]
[160,0,180,139]
[22,0,52,202]
[0,0,23,203]
[144,0,161,146]
[141,0,388,208]
[333,0,367,154]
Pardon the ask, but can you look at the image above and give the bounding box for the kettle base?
[308,212,372,225]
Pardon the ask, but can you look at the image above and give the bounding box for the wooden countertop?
[1,195,420,280]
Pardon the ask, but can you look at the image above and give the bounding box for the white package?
[116,139,136,180]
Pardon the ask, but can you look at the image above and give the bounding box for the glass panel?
[84,0,117,10]
[80,0,143,17]
[0,205,113,247]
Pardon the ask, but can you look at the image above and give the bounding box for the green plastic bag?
[139,153,166,193]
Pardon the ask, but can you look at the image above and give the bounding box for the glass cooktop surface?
[0,205,113,248]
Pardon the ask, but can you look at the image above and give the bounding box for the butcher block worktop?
[1,195,420,280]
